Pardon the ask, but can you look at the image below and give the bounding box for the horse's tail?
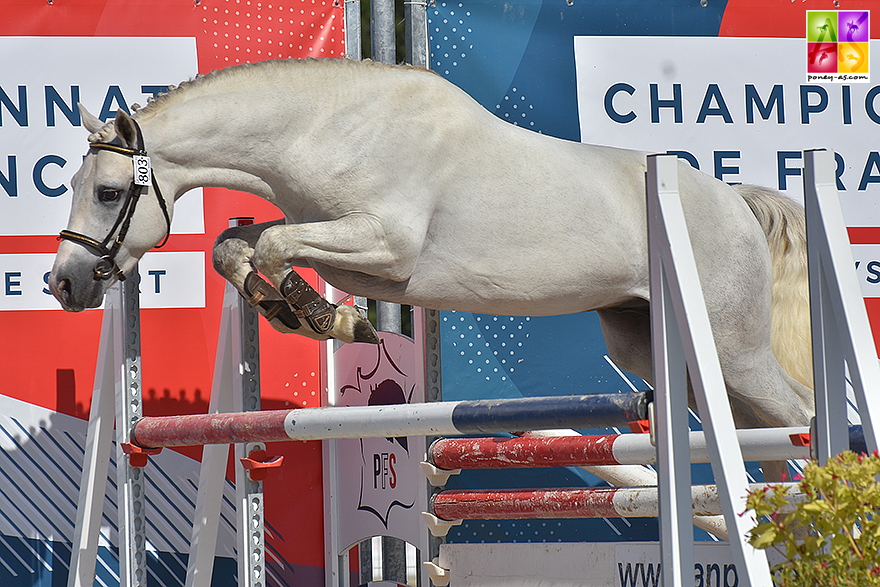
[734,184,813,389]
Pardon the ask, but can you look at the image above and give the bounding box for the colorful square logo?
[807,10,870,82]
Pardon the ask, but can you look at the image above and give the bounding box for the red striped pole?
[429,427,818,470]
[133,411,291,448]
[430,483,801,521]
[431,434,620,469]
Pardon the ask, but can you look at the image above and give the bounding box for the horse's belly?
[407,247,647,315]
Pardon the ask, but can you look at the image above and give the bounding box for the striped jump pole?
[429,425,869,470]
[430,427,810,469]
[430,483,803,522]
[132,392,648,448]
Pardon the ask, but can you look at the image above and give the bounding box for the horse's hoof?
[353,318,381,344]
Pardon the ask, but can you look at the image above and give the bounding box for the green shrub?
[744,450,880,586]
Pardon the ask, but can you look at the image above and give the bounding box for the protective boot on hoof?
[279,270,338,335]
[243,272,303,332]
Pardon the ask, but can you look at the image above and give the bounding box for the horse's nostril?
[55,278,72,305]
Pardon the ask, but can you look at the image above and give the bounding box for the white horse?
[49,58,814,458]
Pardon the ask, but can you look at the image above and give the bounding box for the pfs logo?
[807,10,870,82]
[340,339,418,527]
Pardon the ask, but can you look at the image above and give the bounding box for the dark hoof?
[353,318,381,344]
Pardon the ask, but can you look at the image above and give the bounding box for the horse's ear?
[113,110,138,149]
[79,104,104,134]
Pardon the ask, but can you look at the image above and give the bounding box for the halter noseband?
[58,118,171,281]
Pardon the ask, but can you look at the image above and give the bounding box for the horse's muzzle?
[48,270,105,312]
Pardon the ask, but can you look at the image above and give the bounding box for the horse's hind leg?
[597,302,654,385]
[599,302,806,482]
[213,220,379,344]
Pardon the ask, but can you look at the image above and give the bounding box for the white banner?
[574,37,880,226]
[0,36,203,236]
[0,252,205,310]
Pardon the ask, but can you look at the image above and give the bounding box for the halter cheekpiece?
[58,118,171,281]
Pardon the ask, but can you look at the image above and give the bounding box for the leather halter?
[58,119,171,281]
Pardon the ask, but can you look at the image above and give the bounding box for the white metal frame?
[646,149,880,587]
[67,271,145,587]
[67,218,268,587]
[804,149,880,460]
[185,277,266,587]
[646,154,771,587]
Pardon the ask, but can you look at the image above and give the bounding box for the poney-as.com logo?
[807,10,870,82]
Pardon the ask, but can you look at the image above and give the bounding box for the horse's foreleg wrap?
[279,271,336,335]
[243,272,302,328]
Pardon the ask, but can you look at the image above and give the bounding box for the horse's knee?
[212,232,254,282]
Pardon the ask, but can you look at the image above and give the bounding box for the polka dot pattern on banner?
[283,370,320,407]
[449,520,566,543]
[199,0,344,71]
[444,311,532,385]
[496,86,536,128]
[429,3,538,129]
[430,2,473,76]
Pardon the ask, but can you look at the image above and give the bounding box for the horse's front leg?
[252,212,422,309]
[213,219,379,344]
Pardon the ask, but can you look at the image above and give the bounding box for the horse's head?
[49,105,172,311]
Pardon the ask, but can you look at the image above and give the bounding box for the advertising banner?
[1,1,345,585]
[429,0,878,546]
[326,329,428,586]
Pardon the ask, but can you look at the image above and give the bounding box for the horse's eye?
[99,188,121,202]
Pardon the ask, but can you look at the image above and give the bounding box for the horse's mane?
[86,58,435,142]
[139,58,432,116]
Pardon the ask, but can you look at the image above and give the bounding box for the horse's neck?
[141,73,348,207]
[143,97,293,202]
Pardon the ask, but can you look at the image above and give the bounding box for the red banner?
[1,0,346,576]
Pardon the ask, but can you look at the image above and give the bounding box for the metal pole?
[371,0,395,64]
[231,255,266,587]
[343,0,362,60]
[67,282,123,587]
[405,0,428,67]
[377,301,402,333]
[116,267,148,587]
[372,0,402,338]
[646,154,771,586]
[423,308,444,568]
[804,149,880,459]
[185,287,236,587]
[647,155,694,587]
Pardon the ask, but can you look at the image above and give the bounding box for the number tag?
[133,155,152,187]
